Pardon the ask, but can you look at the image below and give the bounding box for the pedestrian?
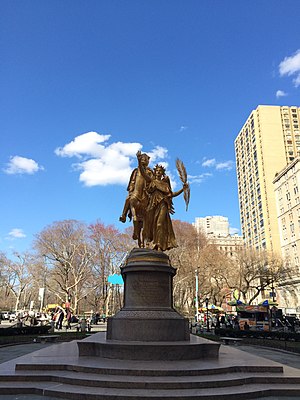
[66,309,72,330]
[220,315,226,328]
[80,318,86,332]
[56,309,64,330]
[87,317,91,332]
[233,316,240,330]
[244,321,250,331]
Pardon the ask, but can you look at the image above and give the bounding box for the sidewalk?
[0,320,107,333]
[238,343,300,371]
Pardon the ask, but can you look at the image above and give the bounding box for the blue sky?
[1,0,300,254]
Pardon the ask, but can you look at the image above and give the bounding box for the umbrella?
[259,299,278,306]
[228,300,245,306]
[107,274,124,285]
[203,304,224,312]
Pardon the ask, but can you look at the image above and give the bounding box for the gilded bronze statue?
[120,151,190,251]
[119,151,153,247]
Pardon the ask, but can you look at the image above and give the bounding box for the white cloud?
[8,228,26,239]
[294,75,300,87]
[202,158,216,167]
[148,146,169,163]
[56,132,168,187]
[4,156,44,175]
[279,49,300,87]
[276,90,288,98]
[179,126,188,132]
[188,172,213,184]
[229,227,240,235]
[75,158,132,186]
[215,160,235,171]
[202,158,234,171]
[55,131,112,158]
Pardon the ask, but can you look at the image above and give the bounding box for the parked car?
[9,312,17,322]
[1,311,12,320]
[36,313,51,325]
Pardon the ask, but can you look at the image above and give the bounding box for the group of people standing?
[51,306,72,330]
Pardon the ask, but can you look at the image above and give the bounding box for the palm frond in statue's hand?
[176,158,190,211]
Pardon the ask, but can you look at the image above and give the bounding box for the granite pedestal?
[78,248,220,360]
[107,248,189,342]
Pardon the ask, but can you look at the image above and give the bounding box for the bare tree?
[228,248,295,304]
[169,220,208,315]
[199,243,232,307]
[88,221,132,316]
[34,220,95,313]
[0,252,34,312]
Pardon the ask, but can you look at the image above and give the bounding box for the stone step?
[1,331,299,399]
[0,381,300,399]
[15,362,284,376]
[0,370,299,390]
[78,333,220,360]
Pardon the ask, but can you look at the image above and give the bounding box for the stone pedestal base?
[107,248,189,342]
[78,248,219,361]
[78,331,220,360]
[107,309,189,341]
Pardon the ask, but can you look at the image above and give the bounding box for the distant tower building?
[210,235,244,258]
[235,105,300,253]
[193,216,243,258]
[193,216,229,237]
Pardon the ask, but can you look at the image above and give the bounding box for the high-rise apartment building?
[235,105,300,253]
[273,158,300,309]
[193,216,229,237]
[273,158,300,263]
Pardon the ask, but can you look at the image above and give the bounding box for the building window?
[290,223,295,234]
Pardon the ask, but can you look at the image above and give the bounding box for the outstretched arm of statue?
[172,183,188,198]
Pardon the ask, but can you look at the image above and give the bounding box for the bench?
[220,337,243,345]
[37,335,60,343]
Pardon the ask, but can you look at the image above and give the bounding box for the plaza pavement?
[0,322,107,361]
[0,322,106,399]
[0,327,299,399]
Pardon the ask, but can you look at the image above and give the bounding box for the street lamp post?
[270,281,277,329]
[39,288,45,312]
[205,297,210,332]
[195,270,199,322]
[39,255,47,312]
[271,281,276,302]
